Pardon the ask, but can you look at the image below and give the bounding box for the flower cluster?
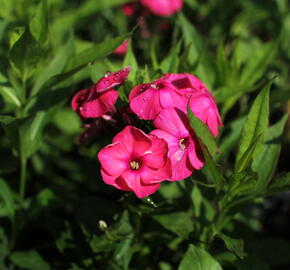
[72,68,222,198]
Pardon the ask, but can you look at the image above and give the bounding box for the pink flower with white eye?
[164,73,223,137]
[129,79,187,120]
[72,67,130,119]
[151,108,204,181]
[98,126,172,198]
[113,40,129,56]
[140,0,183,17]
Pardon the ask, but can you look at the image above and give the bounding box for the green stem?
[19,157,27,201]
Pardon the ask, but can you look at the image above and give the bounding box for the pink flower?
[151,108,204,181]
[121,3,137,16]
[129,73,223,137]
[98,126,172,198]
[140,0,183,17]
[164,73,223,137]
[113,40,129,56]
[129,79,187,120]
[72,67,130,119]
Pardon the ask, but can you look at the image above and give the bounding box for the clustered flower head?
[72,67,223,198]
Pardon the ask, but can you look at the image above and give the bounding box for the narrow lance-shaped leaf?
[252,114,289,193]
[218,233,245,259]
[187,107,224,191]
[29,0,48,44]
[178,244,222,270]
[9,27,43,81]
[0,178,14,219]
[123,39,138,83]
[236,82,271,165]
[41,34,129,91]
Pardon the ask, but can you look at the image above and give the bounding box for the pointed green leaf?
[236,82,270,164]
[187,108,219,158]
[0,86,21,107]
[218,233,245,259]
[31,33,74,96]
[9,28,43,80]
[153,212,193,239]
[42,34,129,91]
[263,172,290,196]
[0,178,14,218]
[10,250,50,270]
[29,0,48,44]
[178,245,222,270]
[252,115,288,193]
[235,134,263,173]
[123,40,137,83]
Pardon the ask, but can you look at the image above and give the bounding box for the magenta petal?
[140,159,172,184]
[141,135,168,168]
[81,90,118,118]
[140,0,183,16]
[101,169,131,191]
[113,126,151,156]
[187,142,204,170]
[121,170,160,198]
[130,88,162,120]
[98,142,128,176]
[170,150,194,181]
[153,108,189,138]
[158,88,187,112]
[96,66,130,93]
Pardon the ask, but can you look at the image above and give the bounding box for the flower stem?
[19,157,27,201]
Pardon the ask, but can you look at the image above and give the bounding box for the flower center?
[130,160,140,170]
[179,138,187,150]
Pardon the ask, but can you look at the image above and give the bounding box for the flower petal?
[140,159,172,184]
[169,150,194,181]
[96,66,130,93]
[121,170,160,198]
[130,88,162,120]
[101,169,131,191]
[113,126,152,157]
[98,142,128,176]
[187,140,204,170]
[81,90,118,118]
[153,108,189,138]
[141,134,168,168]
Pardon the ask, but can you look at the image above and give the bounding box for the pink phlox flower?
[72,67,130,119]
[140,0,183,17]
[98,126,172,198]
[113,40,129,56]
[163,73,223,137]
[129,79,187,120]
[151,108,204,181]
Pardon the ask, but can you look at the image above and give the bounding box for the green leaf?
[31,33,74,96]
[240,41,277,86]
[10,250,50,270]
[187,108,219,159]
[42,34,129,91]
[9,27,43,81]
[218,233,245,259]
[178,245,222,270]
[0,86,21,107]
[236,82,270,164]
[235,134,263,173]
[4,111,52,159]
[160,41,182,73]
[178,13,203,65]
[123,39,137,83]
[252,115,288,193]
[0,178,14,218]
[152,212,193,239]
[29,0,48,44]
[264,172,290,196]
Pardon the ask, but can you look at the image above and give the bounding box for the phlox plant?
[0,0,289,269]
